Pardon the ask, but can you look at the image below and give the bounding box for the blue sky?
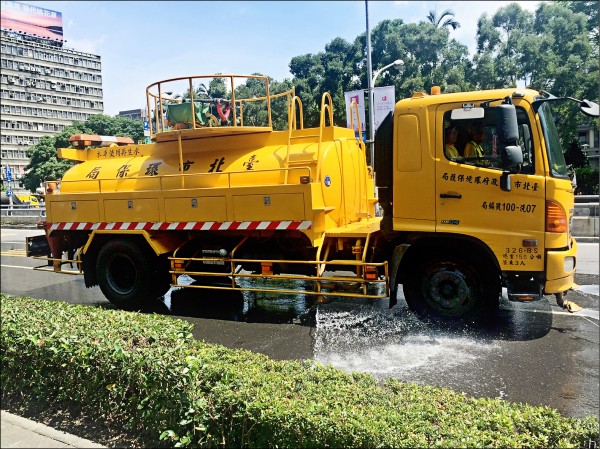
[23,1,541,115]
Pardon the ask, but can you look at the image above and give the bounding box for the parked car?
[16,194,41,207]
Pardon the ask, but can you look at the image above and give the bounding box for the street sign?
[4,165,12,182]
[6,189,13,196]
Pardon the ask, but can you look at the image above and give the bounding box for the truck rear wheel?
[403,252,498,322]
[96,239,155,310]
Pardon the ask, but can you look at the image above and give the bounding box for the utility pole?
[365,0,374,167]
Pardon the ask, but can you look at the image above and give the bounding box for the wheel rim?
[421,261,478,317]
[106,253,137,295]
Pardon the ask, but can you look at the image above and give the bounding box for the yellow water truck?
[27,74,598,322]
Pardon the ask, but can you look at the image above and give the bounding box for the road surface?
[1,226,598,419]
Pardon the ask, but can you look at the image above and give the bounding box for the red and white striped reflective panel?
[49,221,312,231]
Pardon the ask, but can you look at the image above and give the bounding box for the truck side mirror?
[501,145,523,169]
[580,99,599,118]
[495,104,523,170]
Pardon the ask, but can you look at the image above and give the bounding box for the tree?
[284,1,595,153]
[532,2,596,145]
[561,0,599,43]
[187,76,229,100]
[21,136,73,192]
[232,75,294,130]
[471,1,598,154]
[476,14,501,53]
[21,115,144,193]
[289,16,470,129]
[289,37,361,128]
[426,9,460,30]
[471,4,535,87]
[75,114,144,143]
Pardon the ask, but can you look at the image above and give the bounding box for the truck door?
[435,103,546,273]
[391,112,436,230]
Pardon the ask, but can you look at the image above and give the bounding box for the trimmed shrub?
[1,294,598,448]
[575,166,599,195]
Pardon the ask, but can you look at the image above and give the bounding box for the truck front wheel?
[403,253,498,322]
[96,239,155,310]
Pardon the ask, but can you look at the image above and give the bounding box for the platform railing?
[146,74,291,136]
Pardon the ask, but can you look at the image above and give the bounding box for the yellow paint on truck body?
[42,75,579,303]
[392,88,576,290]
[49,115,375,247]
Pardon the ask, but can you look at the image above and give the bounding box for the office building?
[1,1,103,193]
[117,108,146,121]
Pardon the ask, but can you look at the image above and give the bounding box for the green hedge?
[575,166,599,195]
[1,294,598,448]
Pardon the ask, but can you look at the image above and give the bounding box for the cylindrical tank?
[59,127,372,227]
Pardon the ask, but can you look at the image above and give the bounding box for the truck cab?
[376,88,597,320]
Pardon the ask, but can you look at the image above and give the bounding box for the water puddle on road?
[312,300,501,380]
[160,276,595,384]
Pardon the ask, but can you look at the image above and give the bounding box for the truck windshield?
[538,102,569,178]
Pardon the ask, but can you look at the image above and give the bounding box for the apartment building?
[1,27,103,193]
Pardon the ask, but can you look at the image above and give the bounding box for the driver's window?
[515,108,534,174]
[443,107,534,173]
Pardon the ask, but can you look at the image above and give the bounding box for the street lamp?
[368,59,403,167]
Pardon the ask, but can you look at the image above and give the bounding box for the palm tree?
[427,9,461,30]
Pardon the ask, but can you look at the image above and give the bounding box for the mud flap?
[26,235,51,257]
[555,292,583,313]
[564,301,583,313]
[46,233,67,271]
[388,244,410,308]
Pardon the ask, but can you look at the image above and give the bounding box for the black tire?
[403,252,499,323]
[96,239,156,309]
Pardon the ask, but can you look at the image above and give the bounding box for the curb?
[1,410,107,448]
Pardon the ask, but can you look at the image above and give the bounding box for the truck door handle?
[440,193,462,199]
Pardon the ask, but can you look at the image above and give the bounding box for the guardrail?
[574,195,599,217]
[1,204,46,213]
[1,205,46,226]
[573,195,599,240]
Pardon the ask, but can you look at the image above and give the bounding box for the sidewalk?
[1,410,106,448]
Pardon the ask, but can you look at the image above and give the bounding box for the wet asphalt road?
[1,227,598,419]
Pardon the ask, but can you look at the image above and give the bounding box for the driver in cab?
[464,122,485,159]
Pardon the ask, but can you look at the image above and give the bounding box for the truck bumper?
[544,238,577,294]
